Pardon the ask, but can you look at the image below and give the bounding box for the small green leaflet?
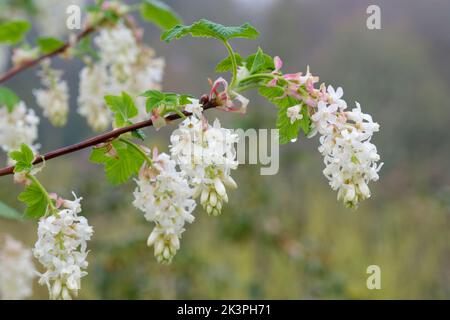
[161,19,259,43]
[277,104,300,144]
[18,182,49,218]
[259,85,300,108]
[140,90,194,113]
[0,201,22,220]
[259,86,312,143]
[89,140,146,185]
[37,37,65,54]
[246,48,275,74]
[104,92,138,127]
[259,86,285,101]
[8,143,35,173]
[276,103,312,144]
[140,0,182,30]
[0,87,20,112]
[215,53,243,72]
[0,20,31,44]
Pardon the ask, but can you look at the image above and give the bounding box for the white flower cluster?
[78,23,165,131]
[94,23,139,82]
[0,101,39,153]
[34,60,70,127]
[0,235,36,300]
[77,63,111,131]
[310,86,383,207]
[170,107,239,216]
[33,194,93,300]
[133,152,196,264]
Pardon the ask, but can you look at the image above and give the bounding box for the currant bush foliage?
[90,140,146,185]
[161,19,260,43]
[0,1,382,300]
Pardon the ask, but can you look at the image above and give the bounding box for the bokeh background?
[1,0,450,299]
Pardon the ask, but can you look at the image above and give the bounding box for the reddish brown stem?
[0,97,217,177]
[0,25,96,84]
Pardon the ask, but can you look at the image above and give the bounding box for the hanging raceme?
[0,0,382,300]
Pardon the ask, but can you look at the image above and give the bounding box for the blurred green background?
[1,0,450,299]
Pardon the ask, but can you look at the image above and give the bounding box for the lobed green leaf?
[8,143,35,173]
[276,104,300,144]
[90,140,146,185]
[140,90,194,113]
[18,182,48,218]
[161,19,259,43]
[105,92,138,127]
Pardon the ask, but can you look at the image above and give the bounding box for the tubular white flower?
[0,101,39,153]
[170,115,239,216]
[34,60,70,127]
[0,235,36,300]
[33,193,93,300]
[286,105,303,124]
[133,152,196,264]
[77,63,112,131]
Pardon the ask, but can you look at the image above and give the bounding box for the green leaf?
[37,37,65,54]
[276,105,300,144]
[275,103,311,144]
[140,0,182,30]
[8,143,35,173]
[105,92,138,127]
[18,182,48,218]
[215,53,243,72]
[89,140,145,185]
[246,48,275,74]
[259,86,285,100]
[299,106,312,136]
[0,87,20,112]
[0,201,22,220]
[0,20,30,44]
[140,90,193,113]
[161,19,259,43]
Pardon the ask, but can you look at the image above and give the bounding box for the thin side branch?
[0,97,217,177]
[0,25,96,84]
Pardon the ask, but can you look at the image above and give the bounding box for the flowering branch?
[0,95,217,177]
[0,25,97,84]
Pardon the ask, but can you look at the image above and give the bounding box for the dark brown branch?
[0,96,217,177]
[0,25,96,84]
